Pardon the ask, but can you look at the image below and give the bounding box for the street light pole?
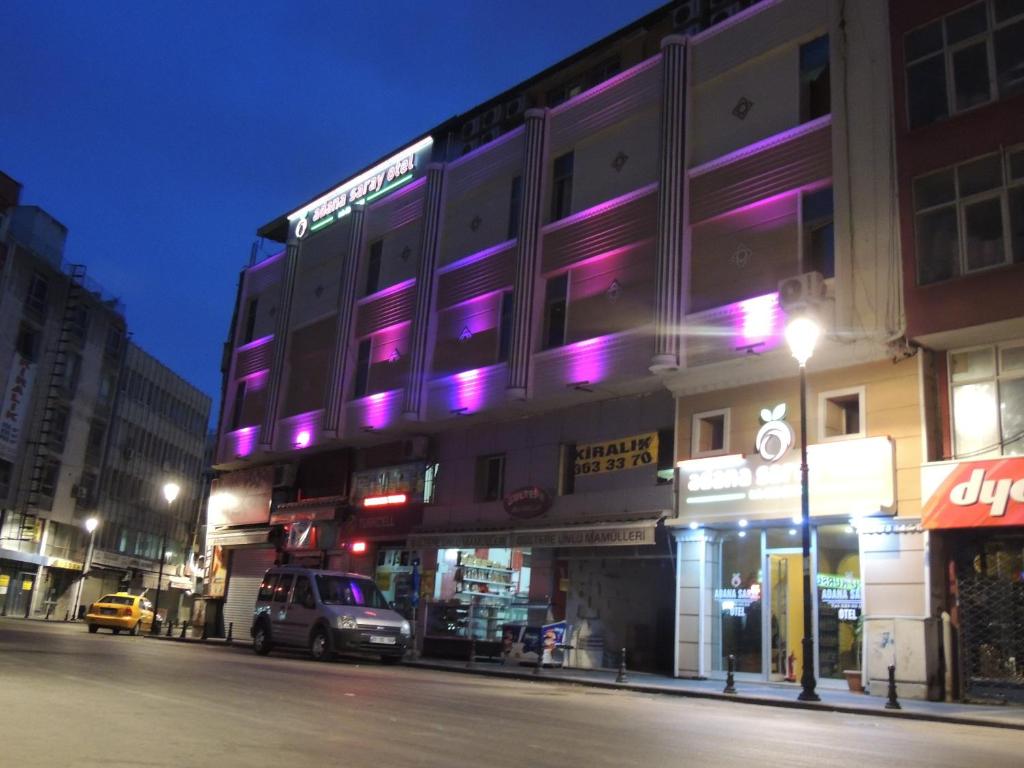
[151,482,180,635]
[786,315,820,703]
[70,517,99,621]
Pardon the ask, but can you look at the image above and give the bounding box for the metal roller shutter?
[221,548,276,639]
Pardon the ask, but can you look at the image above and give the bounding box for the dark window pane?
[995,0,1024,22]
[914,169,956,209]
[800,35,830,121]
[543,274,568,349]
[353,339,372,399]
[1009,187,1024,262]
[507,176,522,240]
[963,197,1006,271]
[273,575,293,603]
[1010,150,1024,182]
[1000,377,1024,454]
[946,3,988,45]
[994,20,1024,98]
[953,42,992,111]
[916,206,960,284]
[907,56,949,128]
[365,240,383,295]
[551,152,574,221]
[906,21,943,61]
[957,154,1003,196]
[497,292,515,362]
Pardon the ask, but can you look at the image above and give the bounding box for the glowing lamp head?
[785,315,820,367]
[295,430,311,448]
[163,482,180,504]
[351,541,367,554]
[84,517,99,534]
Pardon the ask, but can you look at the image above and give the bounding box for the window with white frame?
[904,1,1024,130]
[691,408,729,457]
[818,386,865,441]
[949,342,1024,458]
[914,146,1024,285]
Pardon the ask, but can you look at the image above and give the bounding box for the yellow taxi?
[85,593,154,635]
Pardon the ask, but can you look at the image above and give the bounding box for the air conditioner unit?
[478,129,500,146]
[681,20,703,37]
[777,272,827,313]
[711,2,741,24]
[505,95,526,120]
[402,436,429,461]
[673,0,700,27]
[480,106,502,129]
[460,139,479,156]
[71,484,89,501]
[272,463,297,488]
[459,117,480,141]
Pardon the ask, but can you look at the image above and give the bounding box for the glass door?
[765,551,804,682]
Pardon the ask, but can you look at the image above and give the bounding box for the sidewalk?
[141,628,1024,731]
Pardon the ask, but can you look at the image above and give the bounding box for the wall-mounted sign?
[288,137,433,239]
[755,403,794,462]
[921,457,1024,529]
[270,496,344,525]
[817,573,861,620]
[0,355,36,463]
[574,432,659,477]
[351,462,426,504]
[503,486,551,519]
[407,522,658,550]
[678,436,895,522]
[208,466,274,528]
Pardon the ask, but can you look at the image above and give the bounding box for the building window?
[423,463,440,504]
[950,343,1024,457]
[818,387,865,440]
[551,152,574,221]
[365,240,383,296]
[799,35,830,123]
[803,186,835,278]
[25,272,49,322]
[38,458,61,499]
[49,406,70,452]
[63,353,82,397]
[497,291,515,362]
[915,147,1024,285]
[104,324,124,360]
[0,459,11,500]
[70,305,90,344]
[559,443,576,496]
[475,453,505,502]
[353,338,372,399]
[243,298,258,344]
[230,381,246,430]
[542,274,568,349]
[692,409,729,456]
[905,2,1024,130]
[16,323,38,362]
[85,419,106,464]
[507,176,522,240]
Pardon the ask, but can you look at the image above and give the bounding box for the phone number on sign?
[574,451,653,475]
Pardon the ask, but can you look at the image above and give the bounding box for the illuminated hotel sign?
[288,137,433,239]
[678,436,895,522]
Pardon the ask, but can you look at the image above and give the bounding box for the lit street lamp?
[70,517,99,621]
[785,314,820,703]
[150,482,180,635]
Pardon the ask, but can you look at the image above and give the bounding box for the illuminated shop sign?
[351,462,426,504]
[288,137,433,239]
[714,581,762,617]
[921,457,1024,529]
[678,436,895,522]
[817,573,861,620]
[574,432,659,476]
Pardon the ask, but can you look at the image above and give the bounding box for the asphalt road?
[1,619,1020,768]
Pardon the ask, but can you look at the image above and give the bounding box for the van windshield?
[315,576,389,608]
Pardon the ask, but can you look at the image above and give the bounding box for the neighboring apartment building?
[0,172,128,620]
[82,342,211,623]
[890,0,1024,703]
[207,0,931,696]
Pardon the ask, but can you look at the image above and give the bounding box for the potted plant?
[843,616,864,693]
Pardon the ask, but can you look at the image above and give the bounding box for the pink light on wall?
[739,293,779,346]
[295,430,311,448]
[566,335,613,386]
[277,410,323,453]
[229,426,258,459]
[453,367,484,413]
[236,334,274,353]
[347,389,402,434]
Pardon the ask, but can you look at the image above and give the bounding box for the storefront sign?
[921,457,1024,529]
[350,462,426,504]
[208,466,274,528]
[408,531,512,550]
[0,355,36,463]
[513,524,655,548]
[714,582,761,618]
[289,137,433,238]
[574,432,659,476]
[677,436,895,522]
[47,557,83,572]
[347,504,423,539]
[208,545,228,598]
[270,496,344,525]
[817,573,861,620]
[503,486,551,519]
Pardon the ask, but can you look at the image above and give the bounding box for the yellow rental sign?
[574,432,659,476]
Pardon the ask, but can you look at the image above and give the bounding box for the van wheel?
[310,628,331,662]
[253,623,272,655]
[112,628,121,635]
[87,624,98,634]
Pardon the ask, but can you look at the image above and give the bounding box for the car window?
[98,595,134,606]
[257,573,278,602]
[273,574,293,603]
[140,599,153,612]
[315,576,389,608]
[291,576,313,607]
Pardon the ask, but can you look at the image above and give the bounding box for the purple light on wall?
[566,335,613,385]
[739,293,779,345]
[689,115,831,178]
[230,426,258,459]
[453,367,484,413]
[350,389,400,432]
[438,239,516,275]
[358,276,416,304]
[295,430,311,448]
[236,334,274,353]
[549,55,661,117]
[541,182,658,235]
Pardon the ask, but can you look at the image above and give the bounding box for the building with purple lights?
[207,0,945,695]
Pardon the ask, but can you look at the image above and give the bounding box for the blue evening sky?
[3,1,664,423]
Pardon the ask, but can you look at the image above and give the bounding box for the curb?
[403,660,1024,732]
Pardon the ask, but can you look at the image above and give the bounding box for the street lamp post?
[151,482,180,635]
[785,315,821,703]
[70,517,99,621]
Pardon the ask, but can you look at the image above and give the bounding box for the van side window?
[257,574,278,602]
[292,576,313,607]
[273,574,294,603]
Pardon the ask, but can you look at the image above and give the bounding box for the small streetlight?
[785,313,821,703]
[70,517,100,621]
[150,482,181,635]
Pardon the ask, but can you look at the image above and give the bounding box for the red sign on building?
[921,458,1024,529]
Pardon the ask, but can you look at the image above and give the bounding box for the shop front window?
[714,531,763,674]
[815,524,862,680]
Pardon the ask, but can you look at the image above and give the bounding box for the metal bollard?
[616,647,629,684]
[180,620,189,639]
[64,611,70,622]
[226,621,234,644]
[201,620,209,640]
[724,654,737,694]
[885,664,901,710]
[166,619,174,637]
[467,635,476,669]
